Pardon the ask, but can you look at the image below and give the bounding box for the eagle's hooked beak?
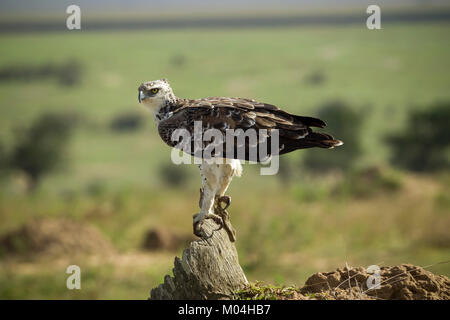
[138,90,146,103]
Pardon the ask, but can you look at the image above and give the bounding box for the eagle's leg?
[194,160,241,241]
[193,164,224,239]
[212,159,242,242]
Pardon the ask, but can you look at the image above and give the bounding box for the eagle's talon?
[198,188,204,209]
[204,213,224,230]
[227,227,236,242]
[193,219,214,240]
[193,221,202,238]
[213,205,236,242]
[193,213,202,237]
[217,195,231,210]
[192,213,224,239]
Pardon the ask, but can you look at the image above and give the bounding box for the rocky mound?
[301,264,450,300]
[0,218,115,259]
[236,264,450,300]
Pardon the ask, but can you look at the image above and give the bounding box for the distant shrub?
[386,102,450,172]
[0,59,82,87]
[9,113,76,190]
[0,141,9,182]
[56,60,83,87]
[158,163,190,188]
[110,112,143,132]
[85,180,108,197]
[303,70,326,86]
[169,54,187,67]
[334,166,403,198]
[0,141,6,171]
[303,101,364,173]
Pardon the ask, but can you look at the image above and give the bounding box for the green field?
[0,22,449,299]
[1,22,450,189]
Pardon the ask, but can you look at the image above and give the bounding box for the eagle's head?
[138,79,176,112]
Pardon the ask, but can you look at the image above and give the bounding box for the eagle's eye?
[150,88,159,94]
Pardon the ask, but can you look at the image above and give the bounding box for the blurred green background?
[0,1,449,299]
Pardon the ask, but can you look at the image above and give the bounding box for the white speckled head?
[138,79,176,113]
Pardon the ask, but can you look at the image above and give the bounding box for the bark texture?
[149,219,248,300]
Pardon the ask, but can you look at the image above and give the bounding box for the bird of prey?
[138,79,342,242]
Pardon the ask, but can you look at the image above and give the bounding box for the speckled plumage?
[138,79,342,241]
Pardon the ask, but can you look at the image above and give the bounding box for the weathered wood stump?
[149,219,248,299]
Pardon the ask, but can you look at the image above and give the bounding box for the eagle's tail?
[288,115,342,149]
[279,131,343,154]
[306,131,343,149]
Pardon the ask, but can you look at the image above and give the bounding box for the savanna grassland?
[0,21,449,299]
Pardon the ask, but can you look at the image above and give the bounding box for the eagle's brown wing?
[158,97,342,162]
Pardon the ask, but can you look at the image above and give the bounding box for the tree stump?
[149,219,248,300]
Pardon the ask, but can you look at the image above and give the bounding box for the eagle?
[138,79,342,242]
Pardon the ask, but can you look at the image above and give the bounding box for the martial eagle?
[138,79,342,242]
